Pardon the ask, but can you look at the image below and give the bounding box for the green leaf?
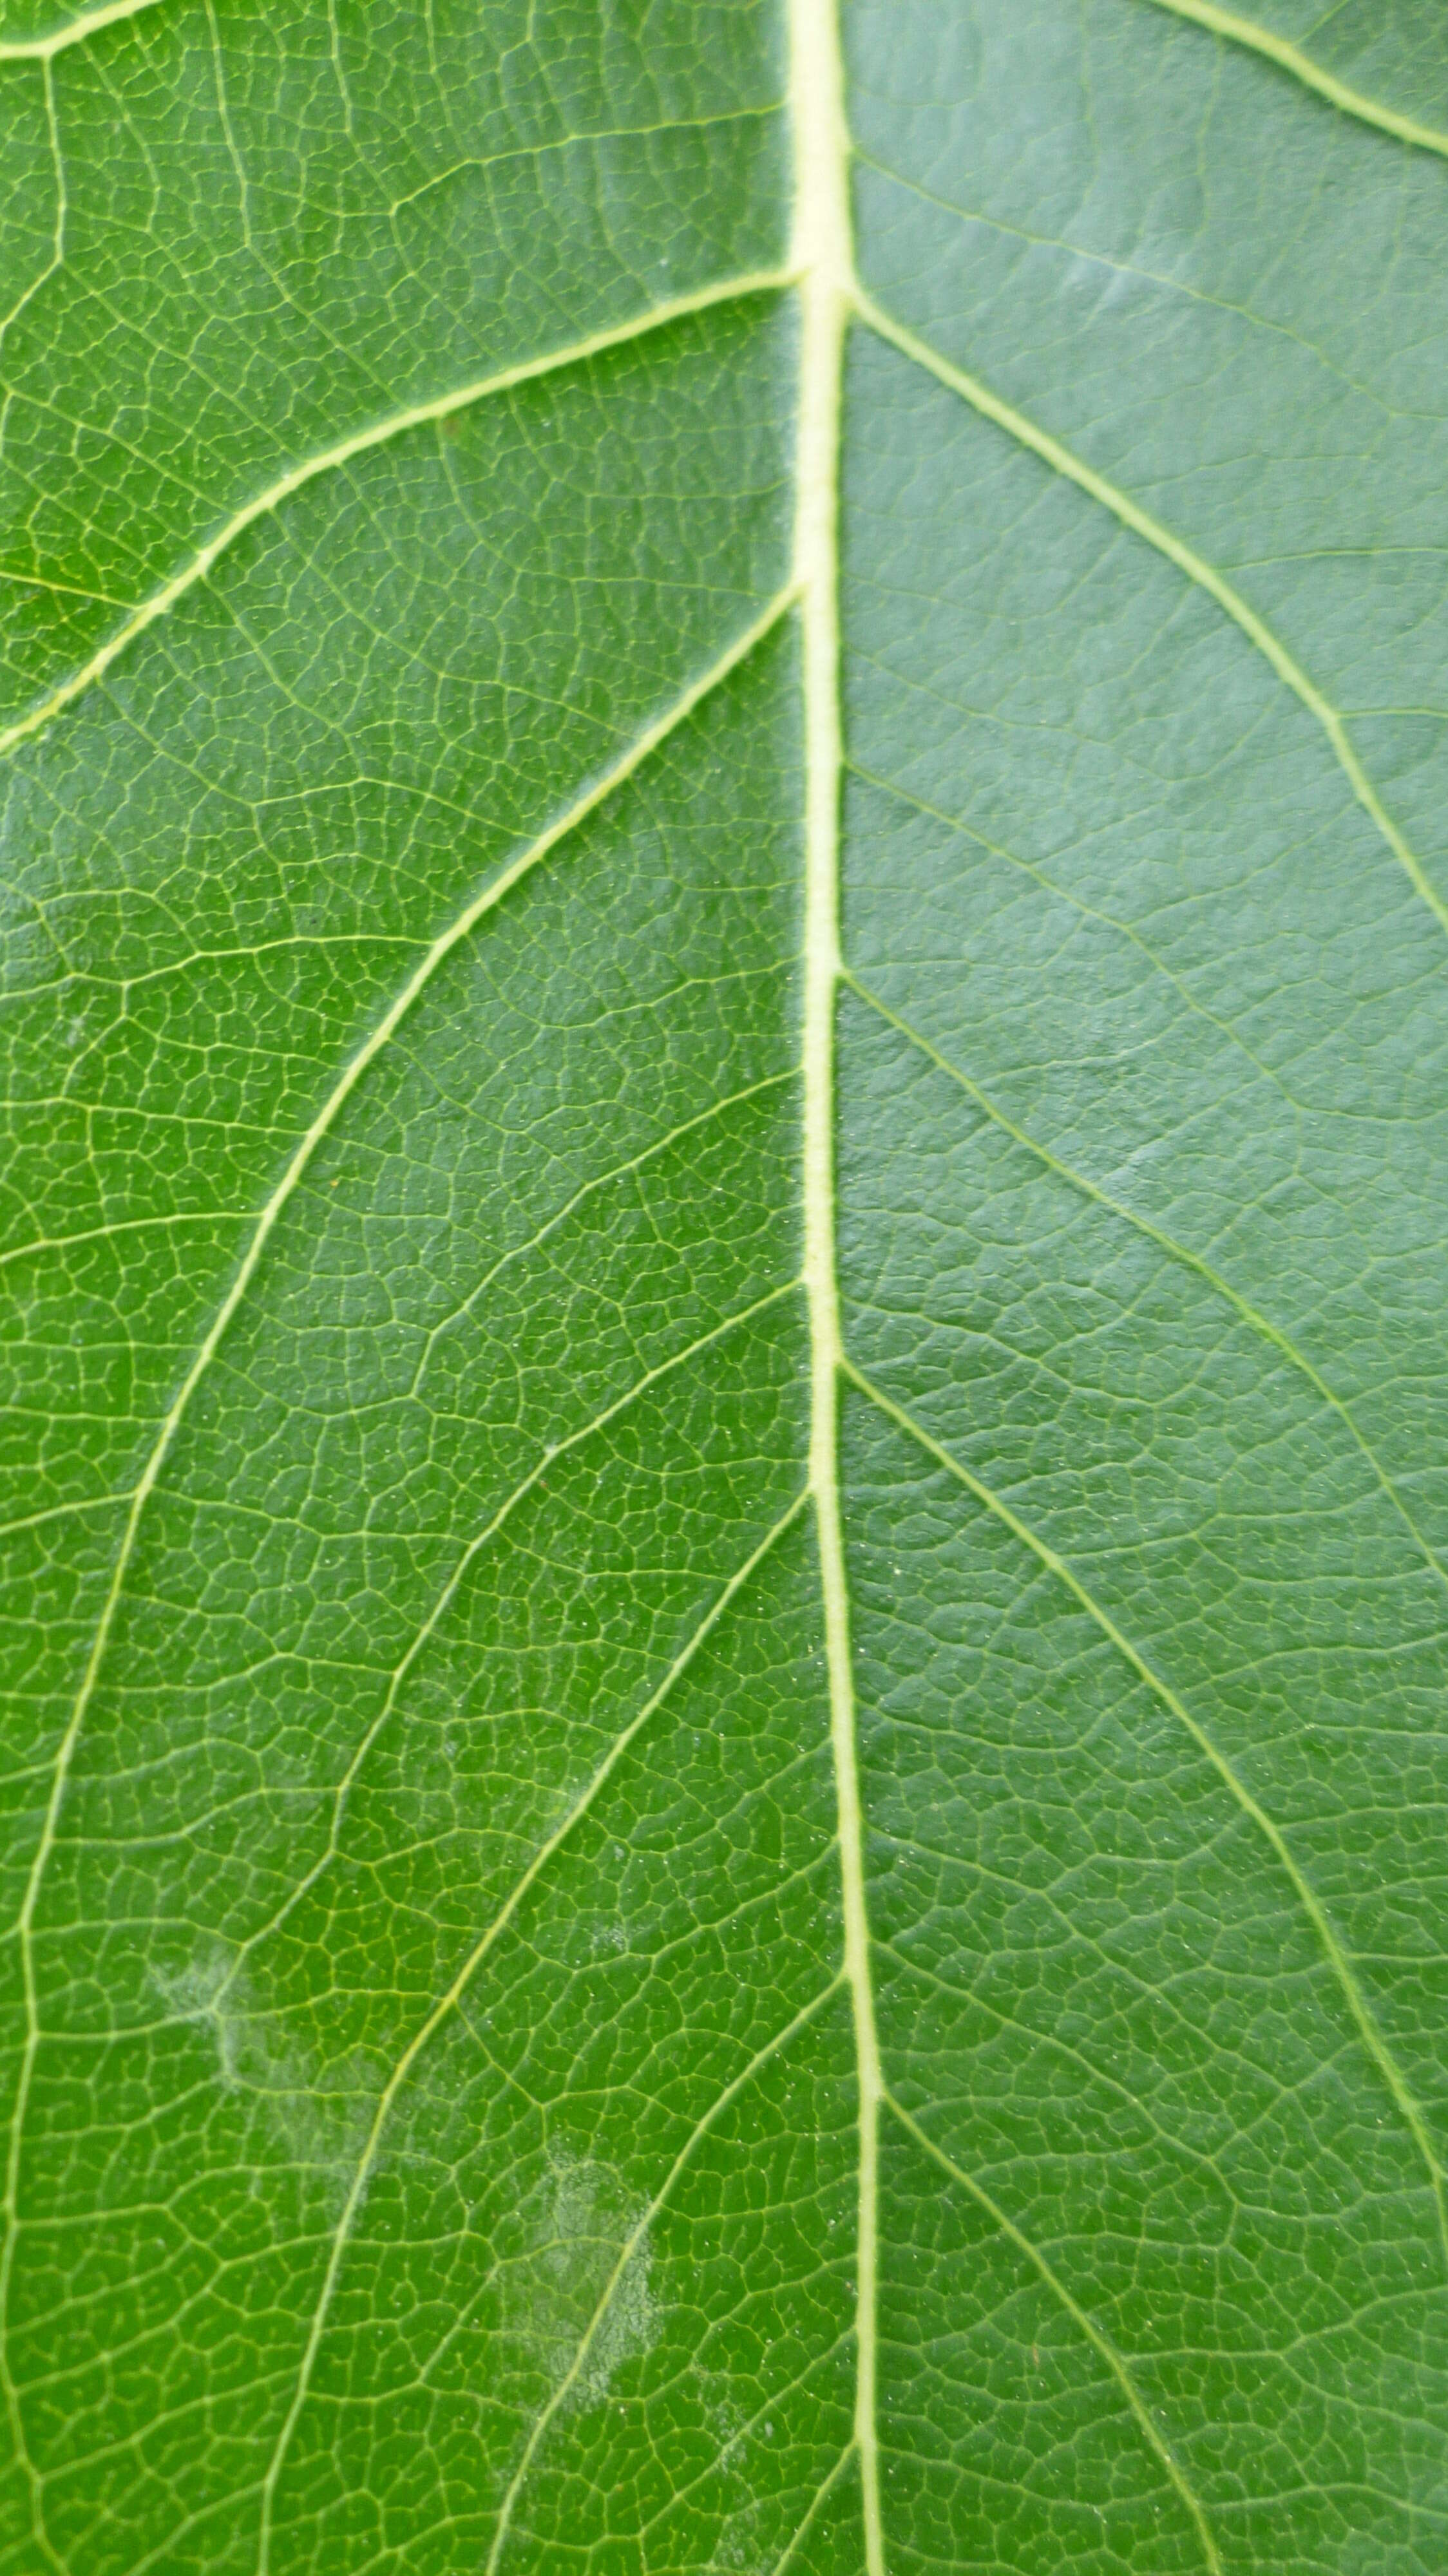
[2,1,1445,2569]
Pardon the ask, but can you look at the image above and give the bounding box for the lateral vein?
[881,2091,1224,2576]
[0,1208,243,1274]
[254,1490,812,2576]
[845,754,1304,1114]
[0,0,169,61]
[843,969,1448,1596]
[845,1358,1448,2271]
[765,2443,859,2575]
[0,584,795,2483]
[0,268,792,760]
[483,1970,845,2576]
[1135,0,1448,159]
[0,61,62,363]
[406,1066,798,1402]
[851,288,1448,945]
[218,1278,803,1994]
[0,1489,136,1542]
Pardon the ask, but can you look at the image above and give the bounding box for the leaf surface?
[2,3,1447,2571]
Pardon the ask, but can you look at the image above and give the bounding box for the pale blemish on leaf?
[153,1949,378,2203]
[503,2148,659,2410]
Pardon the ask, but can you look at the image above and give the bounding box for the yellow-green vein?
[882,2090,1223,2576]
[845,1356,1448,2271]
[0,268,792,761]
[482,1971,845,2576]
[843,967,1448,1596]
[255,1489,812,2576]
[217,1276,803,1999]
[852,288,1448,945]
[0,587,796,2559]
[792,0,885,2569]
[0,0,170,62]
[1136,0,1448,159]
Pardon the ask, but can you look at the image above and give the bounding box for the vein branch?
[254,1490,811,2575]
[850,287,1448,946]
[482,1971,844,2576]
[406,1065,797,1403]
[0,585,795,2490]
[0,0,170,62]
[881,2090,1224,2576]
[843,968,1448,1596]
[765,2443,859,2574]
[844,1356,1448,2269]
[845,753,1306,1114]
[1135,0,1448,158]
[219,1277,802,1994]
[0,60,63,361]
[0,267,792,760]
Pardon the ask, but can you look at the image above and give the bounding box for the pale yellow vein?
[883,2091,1223,2576]
[843,968,1448,1597]
[791,1,886,2570]
[0,590,796,2550]
[0,0,170,62]
[845,1357,1448,2273]
[852,289,1448,945]
[217,1276,803,1998]
[255,1492,812,2576]
[483,1967,844,2576]
[1138,0,1448,159]
[0,269,792,761]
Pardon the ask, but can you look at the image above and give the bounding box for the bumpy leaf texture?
[2,0,1447,2569]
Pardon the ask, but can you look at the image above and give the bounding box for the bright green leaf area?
[2,0,1447,2569]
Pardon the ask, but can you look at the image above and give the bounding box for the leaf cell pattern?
[1,2,1446,2571]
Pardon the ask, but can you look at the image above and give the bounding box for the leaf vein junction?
[218,1276,804,1994]
[406,1066,798,1403]
[844,1356,1448,2271]
[0,0,171,63]
[843,967,1448,1598]
[844,754,1309,1117]
[792,1,886,2570]
[0,586,795,2531]
[850,290,1448,944]
[882,2090,1224,2576]
[482,1972,846,2576]
[252,1490,812,2576]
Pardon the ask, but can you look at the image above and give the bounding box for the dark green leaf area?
[0,0,786,719]
[1,299,794,1731]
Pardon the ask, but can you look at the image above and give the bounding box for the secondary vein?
[254,1491,812,2576]
[1135,0,1448,159]
[0,0,171,62]
[882,2091,1224,2576]
[844,1356,1448,2274]
[0,587,795,2506]
[850,287,1448,947]
[216,1278,803,1998]
[843,967,1448,1597]
[482,1971,845,2576]
[0,267,792,761]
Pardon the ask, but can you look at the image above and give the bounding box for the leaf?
[1,0,1445,2569]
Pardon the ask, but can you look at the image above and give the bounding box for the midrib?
[790,1,886,2568]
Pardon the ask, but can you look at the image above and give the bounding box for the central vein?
[790,2,885,2567]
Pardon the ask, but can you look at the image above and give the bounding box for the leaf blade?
[3,2,1447,2570]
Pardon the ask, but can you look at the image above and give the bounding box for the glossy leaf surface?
[2,3,1447,2570]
